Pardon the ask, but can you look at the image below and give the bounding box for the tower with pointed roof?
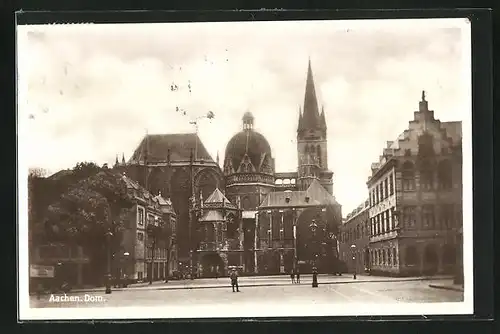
[296,60,333,193]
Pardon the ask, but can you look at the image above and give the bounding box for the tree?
[41,169,135,284]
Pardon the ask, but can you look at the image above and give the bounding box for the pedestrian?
[290,270,295,284]
[230,268,240,292]
[295,269,300,284]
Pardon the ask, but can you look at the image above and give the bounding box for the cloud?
[17,19,469,214]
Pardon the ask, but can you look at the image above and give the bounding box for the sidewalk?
[67,274,453,294]
[428,281,464,292]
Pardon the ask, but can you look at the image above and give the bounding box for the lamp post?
[350,244,357,280]
[309,220,318,288]
[122,252,129,287]
[105,230,113,294]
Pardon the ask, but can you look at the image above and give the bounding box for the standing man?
[230,268,240,292]
[295,268,300,284]
[290,270,295,284]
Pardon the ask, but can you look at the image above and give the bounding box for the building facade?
[367,92,463,277]
[339,199,370,275]
[120,175,178,282]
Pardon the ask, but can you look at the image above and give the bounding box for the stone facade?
[366,92,463,277]
[339,200,370,275]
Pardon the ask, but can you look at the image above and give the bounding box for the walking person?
[230,268,240,292]
[290,270,295,284]
[295,269,300,284]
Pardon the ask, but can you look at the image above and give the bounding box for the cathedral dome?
[224,112,274,175]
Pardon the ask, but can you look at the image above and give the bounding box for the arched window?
[283,179,290,185]
[275,179,283,185]
[420,159,434,190]
[438,159,453,189]
[402,161,415,191]
[405,246,418,266]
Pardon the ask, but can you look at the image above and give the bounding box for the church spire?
[320,105,327,130]
[299,59,321,131]
[121,153,125,165]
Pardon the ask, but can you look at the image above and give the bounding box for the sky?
[17,19,471,214]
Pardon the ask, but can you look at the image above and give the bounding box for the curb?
[428,284,464,292]
[42,276,452,294]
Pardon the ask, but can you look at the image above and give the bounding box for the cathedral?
[114,61,343,277]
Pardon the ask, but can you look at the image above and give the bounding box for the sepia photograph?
[17,17,472,320]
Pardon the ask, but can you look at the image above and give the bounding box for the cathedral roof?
[259,179,338,208]
[204,188,238,209]
[129,133,213,164]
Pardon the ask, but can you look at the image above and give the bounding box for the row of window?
[370,248,399,267]
[137,206,176,234]
[340,219,369,243]
[401,159,453,191]
[370,172,395,206]
[402,204,456,229]
[342,204,458,243]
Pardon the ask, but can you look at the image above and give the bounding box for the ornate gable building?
[117,61,343,277]
[366,92,462,278]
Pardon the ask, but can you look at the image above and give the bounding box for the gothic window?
[206,224,215,242]
[242,196,252,210]
[375,185,379,203]
[284,211,294,240]
[403,206,416,228]
[389,172,394,195]
[137,206,145,226]
[405,246,418,266]
[384,178,389,199]
[392,248,398,265]
[226,214,238,239]
[272,211,281,240]
[317,145,322,166]
[217,224,223,244]
[420,160,434,190]
[402,161,416,191]
[196,169,218,201]
[422,205,435,228]
[438,159,453,189]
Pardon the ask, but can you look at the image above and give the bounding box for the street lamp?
[350,244,357,280]
[122,252,130,287]
[309,220,319,288]
[105,230,113,294]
